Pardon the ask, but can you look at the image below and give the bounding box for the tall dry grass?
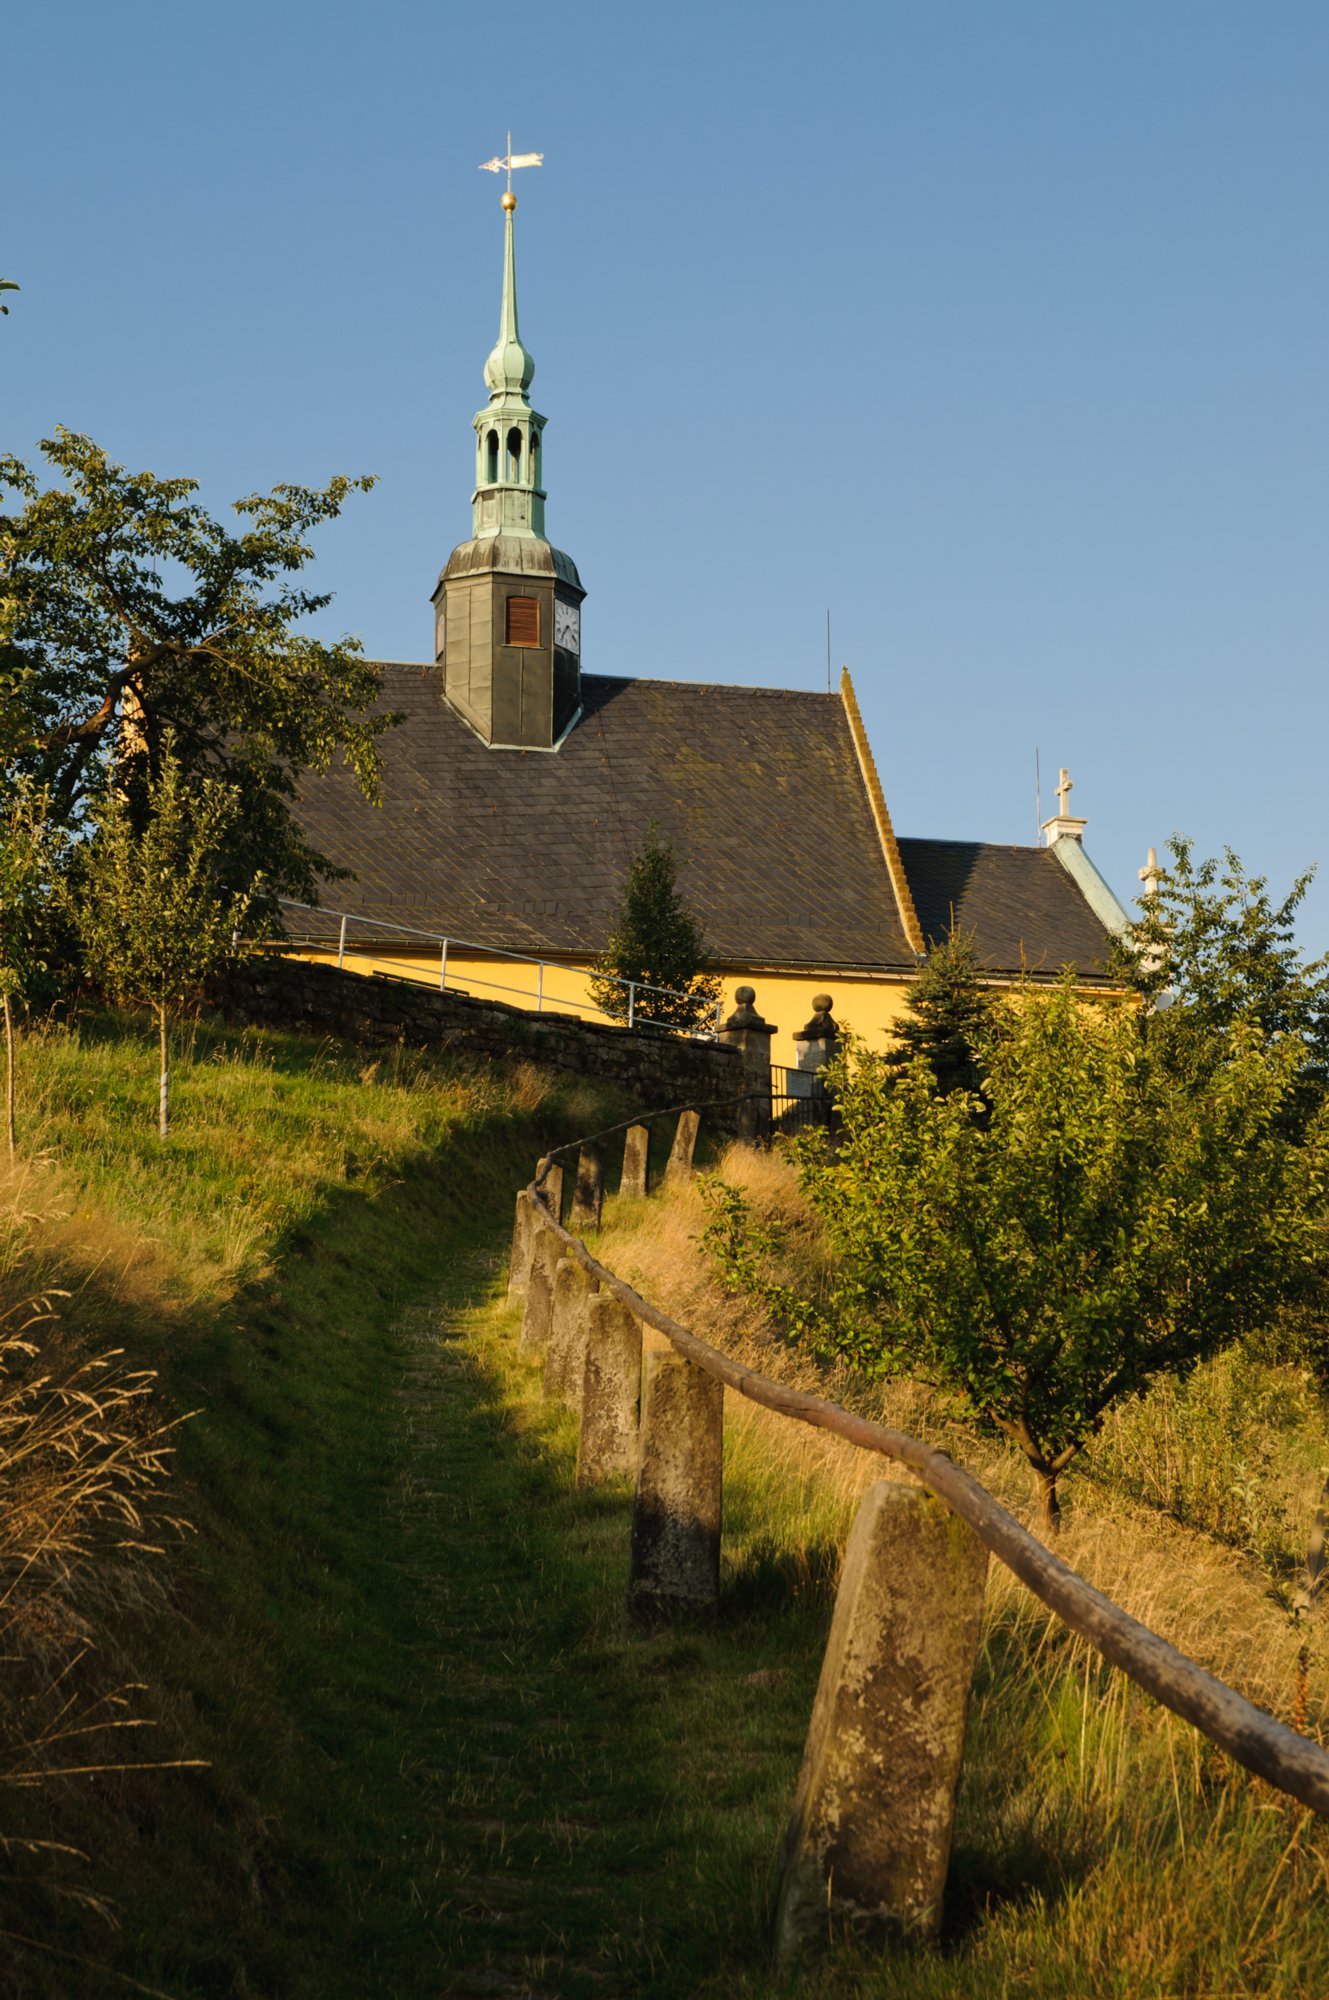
[0,1163,187,1926]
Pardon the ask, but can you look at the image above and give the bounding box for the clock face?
[553,598,580,655]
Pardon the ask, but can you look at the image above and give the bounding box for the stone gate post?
[717,987,775,1141]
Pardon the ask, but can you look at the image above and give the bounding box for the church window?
[507,427,523,481]
[506,595,541,648]
[486,429,499,482]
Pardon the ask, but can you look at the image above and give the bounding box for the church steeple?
[432,175,585,751]
[472,191,546,540]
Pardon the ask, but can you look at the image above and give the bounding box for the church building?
[292,183,1128,1070]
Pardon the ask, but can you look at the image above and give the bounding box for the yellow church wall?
[284,944,1125,1071]
[286,945,922,1071]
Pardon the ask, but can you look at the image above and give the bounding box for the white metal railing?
[261,898,725,1040]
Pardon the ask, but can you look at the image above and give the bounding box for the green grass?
[1,1018,838,1998]
[6,1015,1329,1998]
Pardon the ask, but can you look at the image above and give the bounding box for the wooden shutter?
[506,595,540,648]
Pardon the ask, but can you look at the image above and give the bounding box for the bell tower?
[432,179,586,750]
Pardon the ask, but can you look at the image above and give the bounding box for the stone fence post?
[520,1228,561,1353]
[535,1159,565,1226]
[717,987,775,1142]
[627,1345,723,1622]
[665,1109,701,1184]
[775,1479,988,1963]
[507,1189,538,1301]
[569,1144,605,1232]
[621,1122,651,1200]
[544,1257,598,1406]
[576,1293,642,1485]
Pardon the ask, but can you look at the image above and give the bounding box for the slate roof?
[898,837,1116,982]
[293,666,1116,978]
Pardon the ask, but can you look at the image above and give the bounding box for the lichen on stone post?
[775,1479,988,1964]
[626,1346,723,1621]
[577,1294,642,1484]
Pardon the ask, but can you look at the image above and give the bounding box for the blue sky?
[6,1,1327,943]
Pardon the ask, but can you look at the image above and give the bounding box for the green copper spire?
[471,191,546,539]
[484,195,535,396]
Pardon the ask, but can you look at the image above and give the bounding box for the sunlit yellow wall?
[297,948,611,1025]
[714,971,915,1070]
[291,947,919,1071]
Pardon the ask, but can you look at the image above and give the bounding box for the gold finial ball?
[501,190,517,212]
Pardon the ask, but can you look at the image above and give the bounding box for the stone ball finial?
[812,994,833,1015]
[722,986,773,1036]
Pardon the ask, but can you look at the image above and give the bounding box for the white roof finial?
[1139,846,1162,900]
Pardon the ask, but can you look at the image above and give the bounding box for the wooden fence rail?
[509,1106,1329,1959]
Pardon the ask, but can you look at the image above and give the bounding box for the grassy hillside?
[4,1016,1329,1998]
[0,1013,635,1997]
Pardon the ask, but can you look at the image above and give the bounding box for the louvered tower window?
[506,596,540,648]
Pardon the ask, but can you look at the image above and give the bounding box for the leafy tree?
[0,429,392,897]
[72,747,262,1136]
[886,924,993,1101]
[589,825,722,1031]
[1114,837,1329,1116]
[0,778,61,1158]
[704,981,1325,1534]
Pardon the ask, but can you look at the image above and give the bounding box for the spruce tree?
[589,826,721,1031]
[887,925,994,1099]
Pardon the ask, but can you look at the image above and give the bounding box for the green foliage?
[0,429,391,897]
[72,746,262,1133]
[0,776,60,1005]
[1114,836,1329,1112]
[589,824,721,1030]
[705,981,1327,1528]
[887,924,994,1100]
[0,777,63,1154]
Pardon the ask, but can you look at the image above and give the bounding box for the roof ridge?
[897,834,1045,854]
[582,673,839,699]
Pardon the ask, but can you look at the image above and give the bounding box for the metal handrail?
[262,896,725,1038]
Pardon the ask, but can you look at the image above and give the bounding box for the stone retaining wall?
[219,955,747,1122]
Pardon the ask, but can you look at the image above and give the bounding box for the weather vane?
[479,133,544,208]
